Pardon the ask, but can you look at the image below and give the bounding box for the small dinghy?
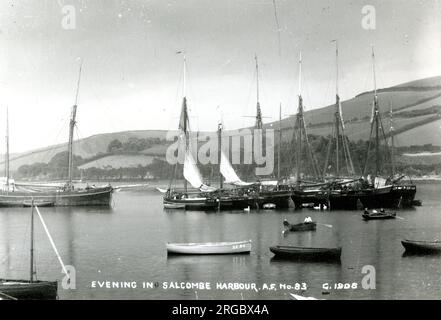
[362,209,396,220]
[401,239,441,254]
[263,203,276,210]
[270,245,341,261]
[166,240,252,255]
[411,199,422,207]
[283,219,316,232]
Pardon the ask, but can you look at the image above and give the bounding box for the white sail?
[220,151,253,186]
[183,149,216,192]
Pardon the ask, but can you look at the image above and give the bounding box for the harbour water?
[0,181,440,300]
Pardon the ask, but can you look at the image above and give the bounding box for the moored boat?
[269,245,341,261]
[0,202,66,300]
[401,239,441,254]
[166,240,252,255]
[283,219,316,232]
[362,209,396,220]
[0,63,113,207]
[0,279,57,300]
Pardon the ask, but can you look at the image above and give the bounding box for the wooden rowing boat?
[269,245,341,261]
[401,239,441,254]
[362,209,396,220]
[283,219,316,232]
[166,240,252,255]
[0,279,57,300]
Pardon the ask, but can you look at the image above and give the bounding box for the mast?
[296,52,304,186]
[255,54,263,129]
[5,106,9,186]
[335,41,340,177]
[278,103,282,180]
[323,41,355,178]
[372,46,380,178]
[390,103,395,176]
[30,199,34,283]
[182,54,188,194]
[363,47,390,180]
[218,118,223,189]
[67,60,82,189]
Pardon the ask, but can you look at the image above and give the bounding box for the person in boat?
[380,208,385,214]
[364,208,369,215]
[304,216,313,223]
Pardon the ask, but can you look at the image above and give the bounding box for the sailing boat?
[218,56,291,209]
[0,62,113,207]
[0,202,61,299]
[358,47,416,208]
[317,41,365,210]
[290,52,327,209]
[163,55,219,210]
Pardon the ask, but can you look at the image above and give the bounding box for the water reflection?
[1,183,441,299]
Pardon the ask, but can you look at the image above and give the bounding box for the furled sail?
[183,148,216,192]
[220,150,254,186]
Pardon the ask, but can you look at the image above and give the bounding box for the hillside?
[2,75,441,172]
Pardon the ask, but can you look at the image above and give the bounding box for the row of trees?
[107,137,163,153]
[14,134,441,181]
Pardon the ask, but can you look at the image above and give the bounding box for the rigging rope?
[271,0,282,57]
[35,206,70,279]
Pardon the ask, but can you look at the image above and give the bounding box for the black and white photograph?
[0,0,441,308]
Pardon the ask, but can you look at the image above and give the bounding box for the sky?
[0,0,440,153]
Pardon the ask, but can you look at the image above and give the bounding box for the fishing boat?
[283,219,316,231]
[166,240,252,255]
[0,202,69,299]
[0,64,113,207]
[362,209,396,220]
[401,239,441,254]
[291,47,416,210]
[289,53,325,209]
[217,55,291,210]
[161,55,220,210]
[269,245,341,261]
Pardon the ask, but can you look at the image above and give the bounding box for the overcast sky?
[1,0,440,153]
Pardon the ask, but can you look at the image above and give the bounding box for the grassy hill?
[2,75,441,172]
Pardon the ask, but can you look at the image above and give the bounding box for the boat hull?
[285,222,317,232]
[292,184,417,210]
[0,186,113,207]
[0,279,58,300]
[166,240,252,255]
[362,212,396,220]
[164,197,219,210]
[270,245,341,261]
[256,190,291,209]
[401,240,441,254]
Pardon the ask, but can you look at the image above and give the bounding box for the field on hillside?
[78,154,159,169]
[3,76,441,171]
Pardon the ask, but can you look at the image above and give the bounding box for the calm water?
[1,182,440,300]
